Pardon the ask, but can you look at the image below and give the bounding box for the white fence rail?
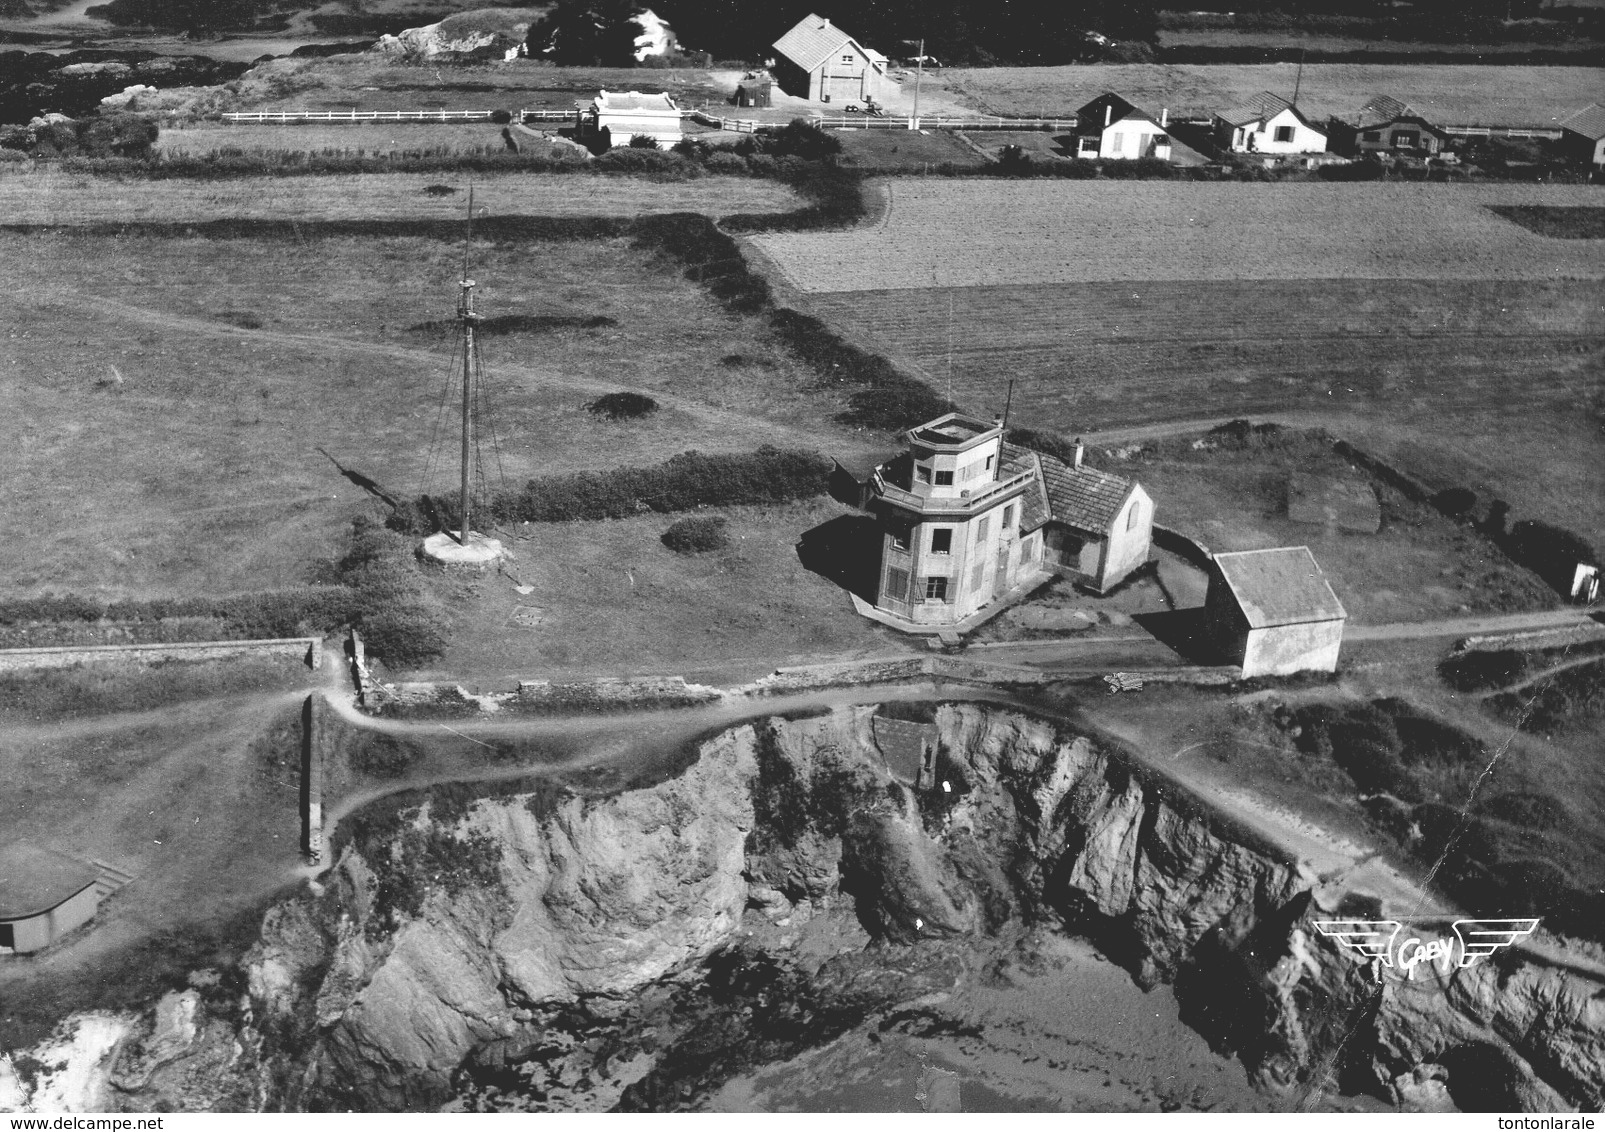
[691,110,1079,133]
[222,110,500,124]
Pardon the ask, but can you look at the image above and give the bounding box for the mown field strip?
[0,170,797,226]
[805,278,1605,431]
[752,181,1605,292]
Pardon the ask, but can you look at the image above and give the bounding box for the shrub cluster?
[1285,698,1485,802]
[586,391,659,420]
[1489,658,1605,736]
[1500,519,1600,594]
[661,515,729,554]
[333,516,451,668]
[768,308,952,431]
[396,447,830,534]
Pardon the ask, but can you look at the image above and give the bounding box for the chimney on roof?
[1104,103,1112,128]
[1160,107,1168,127]
[1072,438,1084,468]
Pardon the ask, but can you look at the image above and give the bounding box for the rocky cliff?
[5,703,1601,1112]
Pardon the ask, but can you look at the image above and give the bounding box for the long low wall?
[0,637,323,672]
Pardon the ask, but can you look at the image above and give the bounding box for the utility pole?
[911,37,923,130]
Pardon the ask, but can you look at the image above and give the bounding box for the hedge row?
[391,446,833,534]
[0,586,360,639]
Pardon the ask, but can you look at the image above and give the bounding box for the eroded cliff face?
[8,703,1602,1113]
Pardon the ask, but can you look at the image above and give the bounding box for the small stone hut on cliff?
[1204,546,1346,677]
[0,844,101,955]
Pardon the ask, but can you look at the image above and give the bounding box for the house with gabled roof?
[1330,95,1448,157]
[771,13,886,104]
[1560,104,1605,169]
[1214,92,1327,155]
[1072,92,1173,161]
[1204,546,1346,677]
[850,413,1153,631]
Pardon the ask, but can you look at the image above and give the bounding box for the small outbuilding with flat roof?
[1205,546,1346,677]
[0,844,101,955]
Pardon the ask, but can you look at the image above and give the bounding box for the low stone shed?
[1205,546,1347,677]
[0,844,101,955]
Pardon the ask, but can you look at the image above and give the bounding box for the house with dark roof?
[1072,93,1172,161]
[575,89,682,148]
[851,413,1153,631]
[771,14,886,104]
[1204,546,1346,677]
[1560,104,1605,169]
[0,844,102,955]
[1329,96,1448,158]
[1213,92,1327,156]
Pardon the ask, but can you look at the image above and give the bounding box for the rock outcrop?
[5,703,1601,1113]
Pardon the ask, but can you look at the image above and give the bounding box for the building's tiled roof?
[1079,92,1163,133]
[1216,91,1321,133]
[0,844,98,920]
[593,90,678,112]
[999,443,1051,532]
[773,14,857,73]
[1562,103,1605,140]
[1037,452,1136,535]
[1357,94,1414,124]
[1213,546,1346,629]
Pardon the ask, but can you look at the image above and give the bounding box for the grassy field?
[1123,430,1558,624]
[0,687,308,1045]
[801,276,1605,547]
[936,63,1605,127]
[1156,28,1605,57]
[232,55,727,115]
[831,128,988,172]
[0,170,795,226]
[0,229,877,601]
[418,497,902,685]
[751,181,1605,291]
[154,122,520,157]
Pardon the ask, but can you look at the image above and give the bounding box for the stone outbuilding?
[0,844,101,955]
[771,13,886,105]
[854,413,1153,632]
[1205,546,1347,677]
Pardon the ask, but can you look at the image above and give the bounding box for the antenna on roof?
[1292,48,1305,109]
[1000,378,1015,433]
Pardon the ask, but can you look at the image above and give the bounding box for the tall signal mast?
[421,186,505,569]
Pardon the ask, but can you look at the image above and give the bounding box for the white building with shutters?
[856,413,1153,631]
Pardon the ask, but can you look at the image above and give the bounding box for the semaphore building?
[855,412,1154,631]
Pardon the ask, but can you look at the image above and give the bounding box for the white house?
[575,89,682,148]
[1214,92,1327,155]
[1073,93,1172,161]
[1204,546,1347,677]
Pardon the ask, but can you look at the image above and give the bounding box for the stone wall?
[0,637,323,672]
